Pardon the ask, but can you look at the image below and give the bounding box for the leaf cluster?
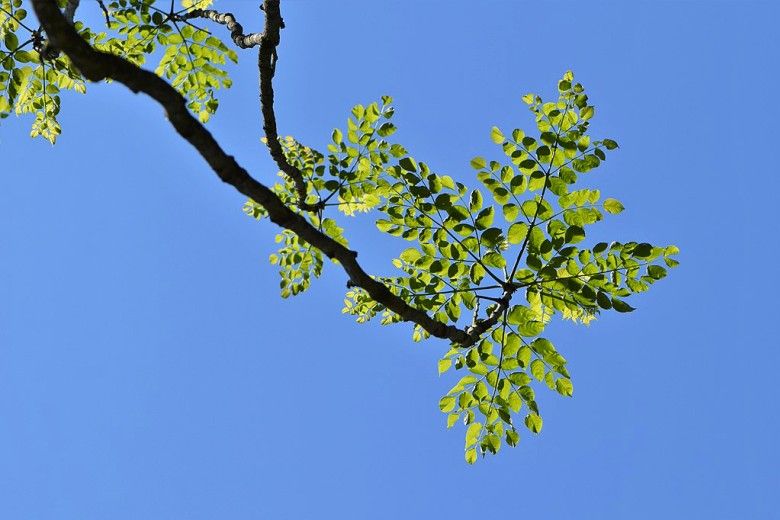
[248,71,679,462]
[1,0,86,141]
[0,0,233,142]
[12,0,678,463]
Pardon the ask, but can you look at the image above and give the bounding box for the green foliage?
[100,0,237,122]
[247,71,678,462]
[9,1,677,462]
[244,135,351,297]
[0,0,86,142]
[181,0,213,8]
[0,0,236,141]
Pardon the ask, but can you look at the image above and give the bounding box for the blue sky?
[1,1,778,518]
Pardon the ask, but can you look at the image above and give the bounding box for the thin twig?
[257,1,320,212]
[95,0,109,25]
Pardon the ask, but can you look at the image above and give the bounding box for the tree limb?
[464,289,513,342]
[30,0,477,346]
[64,0,79,23]
[180,9,263,49]
[256,0,323,213]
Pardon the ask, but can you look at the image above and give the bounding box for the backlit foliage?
[247,72,678,462]
[9,0,678,463]
[0,0,234,142]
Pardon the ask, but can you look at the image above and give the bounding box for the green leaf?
[580,106,594,120]
[475,207,494,230]
[556,378,574,397]
[530,359,545,381]
[4,31,19,51]
[503,203,519,222]
[399,247,421,263]
[647,265,667,280]
[518,319,545,338]
[438,358,452,375]
[484,433,501,454]
[470,263,486,284]
[377,122,396,137]
[507,306,545,337]
[517,347,532,368]
[508,392,522,412]
[448,205,470,222]
[439,396,456,412]
[480,227,503,247]
[399,157,418,172]
[490,126,504,144]
[483,251,506,268]
[466,422,482,448]
[531,338,555,357]
[525,413,543,433]
[611,298,635,313]
[565,225,585,244]
[507,222,528,244]
[470,156,487,170]
[469,190,483,212]
[465,448,478,464]
[596,291,612,309]
[603,198,624,214]
[633,243,653,258]
[521,200,538,219]
[507,305,526,325]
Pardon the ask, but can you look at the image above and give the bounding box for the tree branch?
[257,0,322,213]
[96,0,110,26]
[64,0,79,23]
[180,8,263,49]
[464,289,512,342]
[30,0,476,346]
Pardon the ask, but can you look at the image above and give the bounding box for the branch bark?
[64,0,79,22]
[464,289,513,340]
[30,0,476,346]
[256,0,322,213]
[181,9,263,49]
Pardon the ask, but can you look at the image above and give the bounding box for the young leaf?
[491,126,504,144]
[466,422,482,448]
[603,198,625,214]
[525,413,543,434]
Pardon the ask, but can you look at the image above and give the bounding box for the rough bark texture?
[182,9,263,49]
[30,0,476,346]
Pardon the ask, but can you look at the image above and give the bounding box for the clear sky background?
[1,1,778,518]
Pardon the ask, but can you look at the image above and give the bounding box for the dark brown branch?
[64,0,79,22]
[30,0,475,347]
[35,0,78,61]
[257,0,321,213]
[180,9,263,49]
[96,0,110,26]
